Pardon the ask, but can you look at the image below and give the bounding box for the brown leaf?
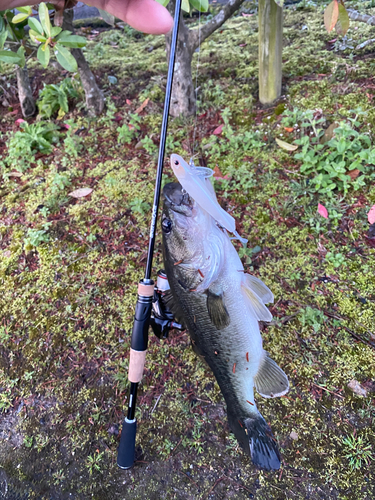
[347,169,360,180]
[68,188,93,198]
[321,122,339,144]
[135,98,149,114]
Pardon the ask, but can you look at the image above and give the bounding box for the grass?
[0,1,375,498]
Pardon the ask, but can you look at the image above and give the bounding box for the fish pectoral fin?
[162,289,185,327]
[244,274,274,305]
[254,352,289,398]
[206,289,230,330]
[241,282,273,322]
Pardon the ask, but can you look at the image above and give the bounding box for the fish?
[161,181,289,470]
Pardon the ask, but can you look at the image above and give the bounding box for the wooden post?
[258,0,283,105]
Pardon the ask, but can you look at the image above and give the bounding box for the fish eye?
[174,160,179,166]
[162,218,172,233]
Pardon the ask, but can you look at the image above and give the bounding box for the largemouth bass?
[161,181,289,470]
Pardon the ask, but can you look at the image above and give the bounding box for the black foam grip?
[117,418,137,469]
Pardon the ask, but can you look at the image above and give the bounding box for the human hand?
[0,0,174,35]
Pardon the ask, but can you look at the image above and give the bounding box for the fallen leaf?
[126,99,132,105]
[135,97,149,114]
[290,431,298,440]
[321,122,339,143]
[8,171,22,177]
[213,124,223,135]
[347,169,359,180]
[318,203,329,219]
[275,137,298,151]
[3,250,11,258]
[213,166,229,180]
[239,43,247,47]
[368,205,375,224]
[68,188,93,198]
[15,118,26,125]
[284,127,294,132]
[347,379,367,397]
[242,13,252,17]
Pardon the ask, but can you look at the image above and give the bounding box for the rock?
[347,379,367,397]
[290,431,299,440]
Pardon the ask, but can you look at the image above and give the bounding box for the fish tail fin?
[228,412,281,470]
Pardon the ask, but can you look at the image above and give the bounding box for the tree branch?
[189,0,246,51]
[347,9,375,26]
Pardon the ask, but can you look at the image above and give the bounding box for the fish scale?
[162,181,289,470]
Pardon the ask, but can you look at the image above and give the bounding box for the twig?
[179,469,200,488]
[201,476,225,500]
[311,382,344,399]
[150,394,162,414]
[324,311,375,349]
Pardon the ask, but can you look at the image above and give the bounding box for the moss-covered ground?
[1,1,375,498]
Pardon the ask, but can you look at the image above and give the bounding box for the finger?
[97,0,173,35]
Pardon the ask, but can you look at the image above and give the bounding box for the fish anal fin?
[254,352,289,398]
[206,290,230,330]
[244,274,274,305]
[241,282,273,322]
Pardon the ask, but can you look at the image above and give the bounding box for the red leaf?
[126,99,132,105]
[15,118,26,125]
[213,166,229,180]
[318,203,329,219]
[368,205,375,224]
[213,124,223,135]
[324,0,339,33]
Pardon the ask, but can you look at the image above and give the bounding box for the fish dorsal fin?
[241,280,273,322]
[206,290,230,330]
[254,352,289,398]
[244,274,274,305]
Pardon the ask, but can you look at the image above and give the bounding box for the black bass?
[161,181,289,470]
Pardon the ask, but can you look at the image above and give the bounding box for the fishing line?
[192,4,202,158]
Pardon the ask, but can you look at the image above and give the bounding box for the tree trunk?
[166,0,246,118]
[258,0,283,105]
[166,1,196,117]
[16,65,35,118]
[63,9,104,116]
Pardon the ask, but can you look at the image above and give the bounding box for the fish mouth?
[162,182,194,217]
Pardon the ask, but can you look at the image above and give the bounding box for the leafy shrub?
[37,78,82,119]
[295,122,375,194]
[117,113,142,144]
[3,121,60,172]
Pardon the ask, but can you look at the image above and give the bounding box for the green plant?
[23,436,33,448]
[342,435,373,470]
[325,252,345,268]
[24,223,51,251]
[4,121,60,172]
[117,113,142,144]
[37,78,82,119]
[0,392,12,412]
[238,245,261,264]
[129,197,150,215]
[86,451,104,475]
[0,3,87,72]
[294,116,375,194]
[299,306,325,332]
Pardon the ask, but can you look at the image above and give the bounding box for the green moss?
[1,2,375,498]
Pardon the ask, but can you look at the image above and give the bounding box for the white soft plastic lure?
[170,153,247,246]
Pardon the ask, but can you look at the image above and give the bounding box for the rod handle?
[117,417,137,469]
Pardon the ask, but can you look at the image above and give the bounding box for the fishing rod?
[117,0,183,470]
